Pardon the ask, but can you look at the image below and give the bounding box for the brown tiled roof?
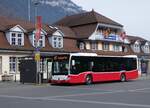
[71,23,97,39]
[42,24,57,35]
[0,16,79,53]
[0,31,79,53]
[0,16,148,57]
[125,36,149,56]
[0,16,35,31]
[55,26,77,38]
[0,16,56,34]
[127,35,147,44]
[54,10,123,27]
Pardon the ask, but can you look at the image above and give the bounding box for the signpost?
[35,16,42,84]
[35,51,40,61]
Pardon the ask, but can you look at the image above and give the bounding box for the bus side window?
[90,62,94,71]
[92,65,97,72]
[120,64,126,71]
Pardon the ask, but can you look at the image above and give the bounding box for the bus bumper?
[51,79,70,84]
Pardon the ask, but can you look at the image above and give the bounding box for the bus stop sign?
[35,53,40,61]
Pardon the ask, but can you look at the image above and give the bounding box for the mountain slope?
[0,0,84,24]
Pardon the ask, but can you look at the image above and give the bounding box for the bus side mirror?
[72,60,75,66]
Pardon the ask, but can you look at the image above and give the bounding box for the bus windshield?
[52,55,69,75]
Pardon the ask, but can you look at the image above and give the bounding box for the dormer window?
[29,30,46,48]
[33,34,45,47]
[133,44,140,53]
[52,36,63,48]
[49,30,64,49]
[79,42,85,50]
[143,45,150,53]
[6,25,25,46]
[10,32,24,46]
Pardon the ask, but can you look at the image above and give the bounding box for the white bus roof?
[70,53,97,57]
[70,53,137,58]
[123,55,138,58]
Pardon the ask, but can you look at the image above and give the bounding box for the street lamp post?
[34,1,41,84]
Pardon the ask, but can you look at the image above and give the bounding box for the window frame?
[52,36,63,48]
[144,45,150,53]
[79,42,85,50]
[113,44,120,51]
[33,34,45,48]
[9,57,17,73]
[90,41,98,50]
[103,42,110,51]
[10,32,24,46]
[134,44,140,53]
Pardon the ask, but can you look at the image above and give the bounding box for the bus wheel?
[120,74,126,82]
[85,75,92,85]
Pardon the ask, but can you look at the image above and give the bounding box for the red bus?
[51,53,139,84]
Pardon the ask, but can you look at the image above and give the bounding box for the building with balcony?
[54,10,150,75]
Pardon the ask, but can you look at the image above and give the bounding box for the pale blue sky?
[72,0,150,40]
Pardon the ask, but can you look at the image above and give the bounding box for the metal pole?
[34,2,39,84]
[34,1,41,85]
[28,0,31,21]
[38,58,41,84]
[15,57,17,82]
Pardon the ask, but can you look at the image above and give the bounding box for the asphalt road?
[0,79,150,108]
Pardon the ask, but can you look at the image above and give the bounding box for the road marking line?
[0,90,124,100]
[0,95,150,108]
[45,98,150,108]
[44,87,150,98]
[0,95,39,100]
[51,85,113,91]
[0,87,149,100]
[128,87,150,92]
[43,90,125,98]
[132,91,150,93]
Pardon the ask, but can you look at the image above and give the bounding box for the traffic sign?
[35,53,40,61]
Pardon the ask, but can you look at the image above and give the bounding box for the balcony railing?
[94,33,123,42]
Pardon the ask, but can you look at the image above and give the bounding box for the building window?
[113,44,120,51]
[33,34,45,48]
[52,36,63,48]
[79,42,85,50]
[9,57,17,73]
[9,57,22,73]
[134,44,140,53]
[144,45,150,53]
[18,34,22,46]
[91,42,98,50]
[11,32,23,46]
[11,33,16,45]
[103,42,109,51]
[39,59,46,73]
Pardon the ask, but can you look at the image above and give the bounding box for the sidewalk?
[138,73,150,80]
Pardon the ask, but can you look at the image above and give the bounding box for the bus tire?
[120,73,126,82]
[85,75,92,85]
